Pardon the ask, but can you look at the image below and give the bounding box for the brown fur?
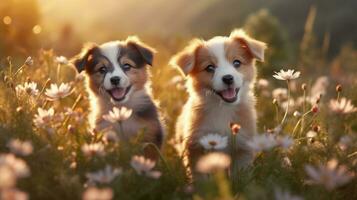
[170,29,267,176]
[71,38,164,158]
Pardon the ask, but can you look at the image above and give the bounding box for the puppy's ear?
[169,39,203,76]
[230,29,267,62]
[126,36,156,66]
[70,43,97,73]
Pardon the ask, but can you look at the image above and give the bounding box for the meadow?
[1,1,357,200]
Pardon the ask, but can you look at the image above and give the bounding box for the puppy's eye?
[205,65,215,73]
[98,66,107,74]
[122,63,132,71]
[233,60,241,68]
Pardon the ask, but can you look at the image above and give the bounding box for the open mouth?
[107,85,132,101]
[215,88,239,103]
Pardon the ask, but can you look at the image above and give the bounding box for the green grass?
[0,45,356,200]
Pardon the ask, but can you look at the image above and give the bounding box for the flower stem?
[12,64,26,79]
[280,80,290,126]
[337,91,340,102]
[35,78,51,103]
[274,103,280,125]
[62,94,82,129]
[292,110,312,137]
[143,142,172,176]
[56,64,61,83]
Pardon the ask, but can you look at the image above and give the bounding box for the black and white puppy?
[71,36,164,148]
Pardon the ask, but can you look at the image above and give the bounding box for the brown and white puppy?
[170,29,266,172]
[71,37,164,148]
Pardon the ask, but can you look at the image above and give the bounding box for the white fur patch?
[99,41,131,91]
[206,37,244,104]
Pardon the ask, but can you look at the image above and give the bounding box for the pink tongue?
[110,88,125,99]
[221,88,236,99]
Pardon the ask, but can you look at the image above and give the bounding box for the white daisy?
[199,134,228,150]
[86,165,122,184]
[0,154,30,178]
[247,134,277,152]
[276,136,294,149]
[273,69,301,81]
[55,56,68,65]
[329,97,357,114]
[81,143,105,157]
[45,83,72,101]
[196,152,231,174]
[130,155,161,179]
[33,107,55,128]
[272,88,288,102]
[0,165,16,188]
[305,159,353,190]
[7,139,33,156]
[103,107,132,123]
[15,82,39,96]
[257,78,269,89]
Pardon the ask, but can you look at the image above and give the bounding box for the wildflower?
[103,107,132,123]
[0,165,16,188]
[55,56,68,65]
[338,136,352,151]
[273,69,300,81]
[257,78,269,89]
[1,188,29,200]
[45,83,72,101]
[329,98,357,114]
[310,76,329,98]
[282,156,292,168]
[81,143,105,157]
[0,154,30,178]
[293,111,301,117]
[24,56,34,66]
[272,88,288,102]
[103,131,119,143]
[7,139,33,156]
[199,134,228,150]
[280,99,296,111]
[275,188,303,200]
[312,125,321,132]
[33,107,55,128]
[305,159,353,190]
[196,152,231,173]
[15,82,39,96]
[306,131,317,138]
[86,165,122,184]
[272,98,278,105]
[301,83,307,91]
[82,187,113,200]
[247,134,277,151]
[311,105,319,113]
[276,136,294,149]
[130,155,161,179]
[231,123,241,135]
[336,84,342,92]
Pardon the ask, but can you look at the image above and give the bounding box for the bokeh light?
[32,25,42,34]
[3,16,12,25]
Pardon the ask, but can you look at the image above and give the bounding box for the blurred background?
[1,0,357,77]
[1,0,357,132]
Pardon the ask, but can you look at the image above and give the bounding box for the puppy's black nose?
[110,76,121,85]
[222,75,234,85]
